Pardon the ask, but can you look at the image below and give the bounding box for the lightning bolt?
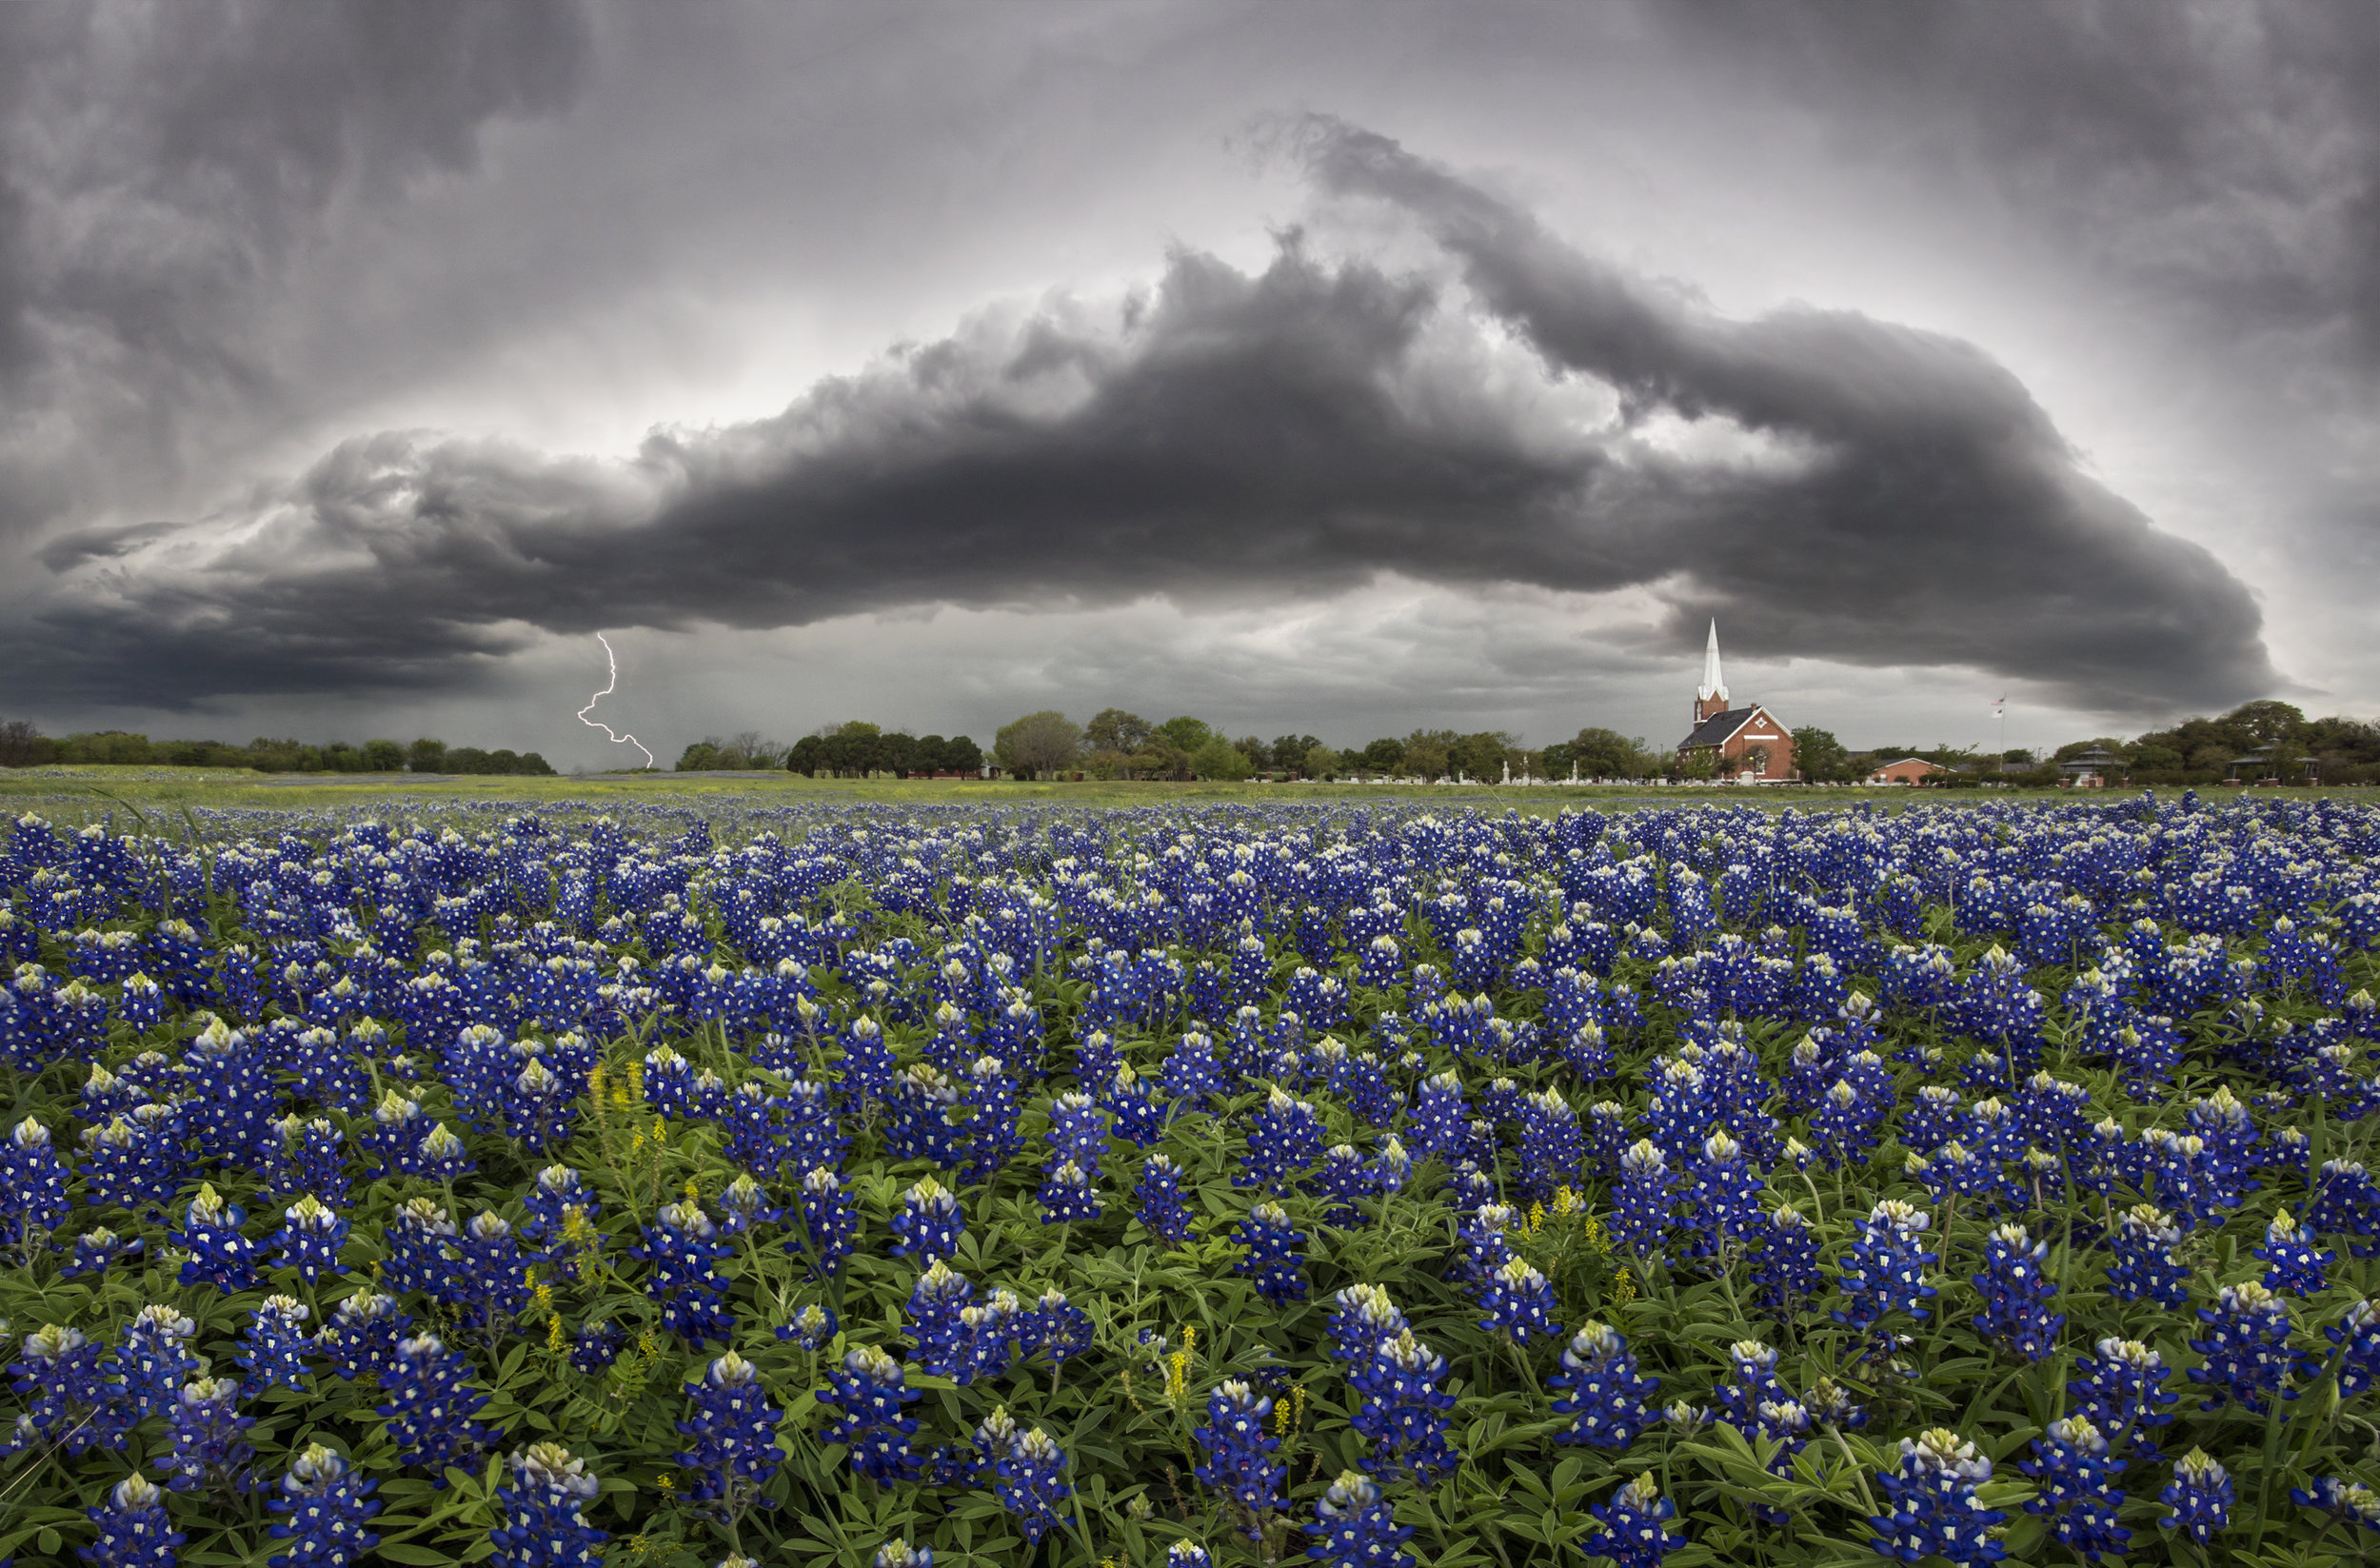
[578,632,656,769]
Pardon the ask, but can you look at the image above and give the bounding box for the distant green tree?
[1447,732,1509,782]
[1358,738,1406,775]
[0,720,53,767]
[1402,731,1453,780]
[363,739,405,771]
[942,735,984,773]
[1085,709,1154,755]
[1156,716,1214,756]
[1303,744,1342,780]
[786,736,826,776]
[996,711,1083,779]
[677,741,724,771]
[1792,726,1853,783]
[407,738,448,773]
[1191,736,1253,781]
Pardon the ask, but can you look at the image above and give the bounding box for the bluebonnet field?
[1,790,2378,1568]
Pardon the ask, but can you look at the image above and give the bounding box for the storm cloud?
[18,122,2271,715]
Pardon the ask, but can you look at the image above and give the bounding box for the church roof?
[1680,706,1762,749]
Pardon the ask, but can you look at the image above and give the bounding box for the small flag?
[1991,696,2006,717]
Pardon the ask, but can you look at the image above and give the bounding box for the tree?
[786,736,826,775]
[1402,731,1453,780]
[1358,738,1406,775]
[1303,744,1342,780]
[519,752,556,776]
[2224,701,2307,745]
[363,739,405,771]
[996,711,1083,779]
[1547,727,1651,780]
[1270,735,1320,774]
[0,720,52,768]
[1085,708,1153,755]
[678,741,724,771]
[407,739,448,773]
[1156,717,1214,755]
[1792,726,1853,783]
[942,735,984,773]
[1447,732,1509,782]
[1191,736,1253,781]
[1233,736,1271,772]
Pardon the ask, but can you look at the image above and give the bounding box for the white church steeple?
[1695,619,1729,717]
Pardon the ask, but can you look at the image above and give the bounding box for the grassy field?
[5,763,2375,833]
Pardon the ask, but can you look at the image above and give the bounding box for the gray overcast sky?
[5,0,2375,764]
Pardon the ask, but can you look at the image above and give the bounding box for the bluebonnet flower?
[1549,1322,1658,1449]
[2157,1448,2231,1547]
[1193,1379,1287,1536]
[776,1303,840,1356]
[995,1426,1074,1545]
[82,1473,185,1568]
[78,1114,180,1219]
[1971,1223,2062,1361]
[1037,1159,1101,1223]
[634,1200,735,1346]
[64,1226,141,1280]
[819,1345,924,1484]
[1712,1340,1790,1435]
[2067,1339,2178,1459]
[1812,1074,1888,1169]
[268,1197,349,1286]
[1685,1131,1763,1259]
[521,1165,601,1278]
[2254,1208,2331,1295]
[1478,1258,1564,1346]
[376,1333,495,1486]
[906,1260,975,1378]
[873,1542,933,1568]
[2291,1476,2380,1534]
[1403,1072,1470,1161]
[794,1166,858,1277]
[453,1212,532,1331]
[1134,1154,1196,1246]
[1349,1328,1458,1480]
[676,1351,783,1520]
[2105,1203,2190,1306]
[570,1320,625,1374]
[117,1305,198,1426]
[381,1198,460,1302]
[889,1178,964,1262]
[1159,1030,1226,1109]
[1021,1287,1093,1369]
[884,1064,965,1165]
[1240,1088,1324,1188]
[9,1322,125,1457]
[1451,1204,1516,1287]
[1306,1469,1415,1568]
[1834,1201,1939,1335]
[1611,1140,1676,1258]
[0,1117,69,1257]
[2328,1297,2380,1396]
[266,1442,382,1568]
[1235,1203,1309,1303]
[2305,1159,2380,1258]
[239,1297,314,1393]
[1326,1284,1409,1362]
[1166,1542,1211,1568]
[1869,1428,2007,1567]
[487,1443,606,1568]
[1755,1205,1824,1315]
[1585,1474,1682,1568]
[1515,1088,1586,1206]
[718,1171,783,1235]
[2019,1417,2128,1562]
[318,1292,409,1385]
[962,1056,1025,1184]
[157,1374,255,1497]
[169,1183,258,1294]
[2187,1280,2303,1414]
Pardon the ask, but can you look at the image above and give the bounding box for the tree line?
[762,722,985,778]
[0,723,555,776]
[982,709,1684,782]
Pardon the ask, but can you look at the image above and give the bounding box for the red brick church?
[1676,622,1796,781]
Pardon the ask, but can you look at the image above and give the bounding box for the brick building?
[1869,757,1944,785]
[1676,622,1797,781]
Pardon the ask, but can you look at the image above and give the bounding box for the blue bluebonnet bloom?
[1451,1203,1516,1287]
[889,1178,965,1262]
[1477,1258,1563,1345]
[1325,1284,1409,1363]
[1165,1542,1211,1568]
[520,1165,601,1279]
[1305,1469,1415,1568]
[872,1542,933,1568]
[570,1320,625,1374]
[2187,1280,2303,1414]
[1811,1074,1889,1169]
[157,1374,255,1497]
[1022,1287,1092,1369]
[265,1441,382,1568]
[2158,1448,2231,1547]
[9,1321,125,1457]
[819,1344,924,1484]
[0,1117,69,1257]
[1684,1131,1763,1258]
[1240,1088,1325,1188]
[169,1183,258,1294]
[1834,1201,1939,1335]
[1134,1154,1196,1246]
[2328,1298,2380,1396]
[1550,1322,1658,1449]
[1037,1159,1101,1223]
[64,1225,141,1280]
[318,1292,408,1385]
[1755,1205,1824,1315]
[239,1296,314,1393]
[1403,1072,1469,1161]
[2304,1160,2380,1258]
[452,1212,532,1332]
[2067,1338,2178,1459]
[906,1260,976,1378]
[83,1473,185,1568]
[2290,1476,2380,1534]
[1193,1379,1287,1537]
[1349,1328,1458,1480]
[1585,1474,1681,1568]
[676,1351,783,1520]
[794,1166,858,1277]
[634,1200,736,1346]
[1869,1428,2007,1567]
[376,1333,494,1486]
[1971,1223,2062,1361]
[1235,1203,1309,1304]
[487,1443,606,1568]
[117,1305,198,1427]
[995,1426,1074,1545]
[962,1057,1025,1184]
[776,1303,840,1356]
[2254,1208,2331,1295]
[2019,1417,2128,1562]
[268,1196,349,1285]
[1610,1140,1675,1258]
